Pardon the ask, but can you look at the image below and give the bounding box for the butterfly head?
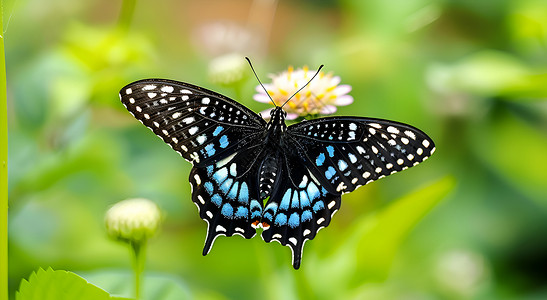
[266,106,287,133]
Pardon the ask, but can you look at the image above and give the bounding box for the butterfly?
[119,66,435,269]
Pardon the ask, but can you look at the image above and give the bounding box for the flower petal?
[253,94,272,103]
[334,84,352,95]
[333,95,354,106]
[320,105,338,115]
[286,113,299,120]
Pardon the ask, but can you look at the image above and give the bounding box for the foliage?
[15,268,129,300]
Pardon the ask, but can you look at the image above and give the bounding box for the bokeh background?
[6,0,547,299]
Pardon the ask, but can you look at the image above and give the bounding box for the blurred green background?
[6,0,547,299]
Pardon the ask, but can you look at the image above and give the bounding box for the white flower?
[105,198,162,243]
[253,66,353,119]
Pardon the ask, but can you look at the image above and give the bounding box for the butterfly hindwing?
[189,147,265,255]
[119,79,267,166]
[286,117,436,194]
[260,155,341,269]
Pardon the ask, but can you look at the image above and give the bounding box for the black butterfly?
[119,70,435,269]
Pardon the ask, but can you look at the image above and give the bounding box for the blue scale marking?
[288,212,300,228]
[204,144,216,156]
[316,153,325,166]
[280,189,292,210]
[263,212,273,221]
[219,135,229,148]
[228,182,239,199]
[302,210,312,222]
[220,178,233,194]
[291,190,300,209]
[321,187,328,195]
[251,210,262,219]
[313,200,325,212]
[213,126,224,136]
[326,145,335,157]
[338,160,348,171]
[206,165,214,175]
[221,203,233,218]
[239,182,249,204]
[250,199,261,211]
[299,190,310,208]
[307,183,320,200]
[235,206,248,218]
[204,181,214,195]
[325,166,336,180]
[211,194,222,207]
[265,203,278,215]
[213,167,228,184]
[275,213,287,226]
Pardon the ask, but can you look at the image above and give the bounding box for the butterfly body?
[120,78,435,269]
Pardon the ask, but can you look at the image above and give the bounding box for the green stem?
[0,0,9,298]
[131,240,146,300]
[117,0,137,33]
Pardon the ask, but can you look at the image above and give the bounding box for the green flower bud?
[105,198,162,243]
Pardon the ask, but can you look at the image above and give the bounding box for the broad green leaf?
[303,176,455,298]
[16,268,128,300]
[352,176,455,281]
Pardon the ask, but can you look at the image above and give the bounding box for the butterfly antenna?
[281,64,324,108]
[245,57,277,107]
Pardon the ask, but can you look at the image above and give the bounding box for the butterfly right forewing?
[287,117,436,195]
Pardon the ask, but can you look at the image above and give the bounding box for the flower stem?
[0,0,9,298]
[131,240,146,300]
[117,0,137,33]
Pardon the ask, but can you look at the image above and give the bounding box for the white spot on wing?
[387,126,399,134]
[188,126,199,135]
[405,130,416,140]
[369,123,381,129]
[194,174,201,185]
[161,85,174,93]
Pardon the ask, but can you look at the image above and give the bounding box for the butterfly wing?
[119,79,267,166]
[120,79,268,255]
[286,117,436,194]
[259,117,435,269]
[260,153,341,269]
[189,145,266,255]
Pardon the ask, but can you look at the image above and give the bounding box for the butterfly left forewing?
[119,79,267,166]
[286,117,435,194]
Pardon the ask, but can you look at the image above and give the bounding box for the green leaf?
[16,268,129,300]
[302,177,455,297]
[352,176,455,281]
